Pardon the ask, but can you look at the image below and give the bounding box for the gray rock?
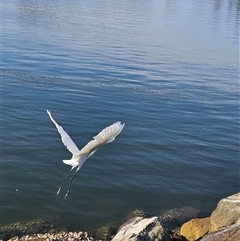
[209,192,240,231]
[112,216,171,241]
[201,220,240,241]
[158,206,200,230]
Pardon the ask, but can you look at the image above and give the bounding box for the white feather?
[47,110,80,155]
[78,121,125,156]
[47,110,125,198]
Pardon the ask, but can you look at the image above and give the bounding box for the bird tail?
[63,159,75,166]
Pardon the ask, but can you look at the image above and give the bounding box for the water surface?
[1,0,239,231]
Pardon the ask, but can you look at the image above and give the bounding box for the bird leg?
[64,167,80,200]
[57,167,74,196]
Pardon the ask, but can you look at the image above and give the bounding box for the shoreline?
[0,207,199,241]
[1,193,239,241]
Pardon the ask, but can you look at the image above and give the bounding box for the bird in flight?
[47,110,125,199]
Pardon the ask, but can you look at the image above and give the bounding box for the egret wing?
[78,121,125,156]
[47,110,80,155]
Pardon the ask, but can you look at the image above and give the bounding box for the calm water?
[1,0,239,231]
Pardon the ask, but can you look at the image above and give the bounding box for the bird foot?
[56,188,61,196]
[64,191,70,200]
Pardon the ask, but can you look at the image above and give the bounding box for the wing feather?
[79,121,125,155]
[47,110,80,155]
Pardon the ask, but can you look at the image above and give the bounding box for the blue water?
[1,0,239,231]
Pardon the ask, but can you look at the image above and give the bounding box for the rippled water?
[1,0,239,231]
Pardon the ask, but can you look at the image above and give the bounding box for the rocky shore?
[7,231,95,241]
[1,193,239,241]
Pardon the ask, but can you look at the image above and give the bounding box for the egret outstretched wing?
[78,121,125,156]
[47,110,125,199]
[47,110,80,155]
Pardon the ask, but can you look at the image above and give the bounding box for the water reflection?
[212,0,239,41]
[15,0,239,40]
[16,1,61,33]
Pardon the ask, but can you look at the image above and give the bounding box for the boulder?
[159,206,200,230]
[179,193,240,241]
[200,220,240,241]
[112,216,170,241]
[209,192,240,231]
[180,217,210,241]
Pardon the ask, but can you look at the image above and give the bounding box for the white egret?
[46,110,125,199]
